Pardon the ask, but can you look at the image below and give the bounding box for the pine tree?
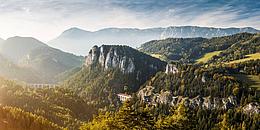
[155,102,195,130]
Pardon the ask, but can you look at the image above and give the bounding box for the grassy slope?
[226,53,260,64]
[196,51,222,63]
[150,53,167,61]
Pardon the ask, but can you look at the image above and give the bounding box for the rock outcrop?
[85,45,166,75]
[86,45,135,73]
[138,85,238,110]
[243,102,260,114]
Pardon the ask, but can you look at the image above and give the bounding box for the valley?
[0,1,260,129]
[0,32,259,130]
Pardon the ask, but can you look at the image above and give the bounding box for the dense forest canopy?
[140,33,259,63]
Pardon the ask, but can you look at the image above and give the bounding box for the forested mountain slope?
[0,77,95,129]
[0,106,63,130]
[0,54,41,83]
[79,34,260,130]
[0,36,84,83]
[64,45,166,109]
[140,33,259,63]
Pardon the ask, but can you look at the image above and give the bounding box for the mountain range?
[0,31,259,129]
[48,26,259,55]
[0,36,84,83]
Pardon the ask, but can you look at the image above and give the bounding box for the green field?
[227,53,260,64]
[196,51,222,64]
[150,53,167,61]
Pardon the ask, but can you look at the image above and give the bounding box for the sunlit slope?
[0,36,84,83]
[196,51,222,63]
[226,53,260,64]
[0,106,63,130]
[0,78,96,129]
[140,33,257,63]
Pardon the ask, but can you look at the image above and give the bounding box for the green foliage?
[140,33,258,63]
[209,34,260,64]
[64,49,166,109]
[155,102,195,130]
[82,101,260,130]
[80,101,155,130]
[0,106,64,130]
[0,77,96,129]
[0,33,259,130]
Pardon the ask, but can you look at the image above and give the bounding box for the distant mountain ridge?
[48,26,259,55]
[0,36,84,83]
[0,36,47,63]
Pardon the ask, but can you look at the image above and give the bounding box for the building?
[165,64,179,74]
[117,93,132,102]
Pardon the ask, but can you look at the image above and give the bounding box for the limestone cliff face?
[138,86,239,110]
[85,45,166,79]
[243,102,260,114]
[138,86,259,114]
[85,45,136,73]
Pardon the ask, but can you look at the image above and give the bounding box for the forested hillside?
[0,55,41,82]
[0,77,96,129]
[0,33,259,130]
[64,45,166,110]
[0,36,84,83]
[0,106,63,130]
[80,60,260,130]
[81,100,259,130]
[140,33,259,63]
[77,33,260,130]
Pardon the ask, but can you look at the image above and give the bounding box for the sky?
[0,0,259,42]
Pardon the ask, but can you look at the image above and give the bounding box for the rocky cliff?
[85,45,166,77]
[138,85,259,114]
[65,45,167,104]
[85,45,135,73]
[138,86,237,110]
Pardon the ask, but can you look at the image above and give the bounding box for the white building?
[117,93,132,102]
[165,64,178,74]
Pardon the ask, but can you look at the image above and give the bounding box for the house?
[165,64,179,74]
[117,93,132,102]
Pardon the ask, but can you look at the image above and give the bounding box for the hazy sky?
[0,0,259,42]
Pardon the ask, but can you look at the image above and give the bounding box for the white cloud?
[0,0,259,42]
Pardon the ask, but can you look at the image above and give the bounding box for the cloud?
[0,0,259,42]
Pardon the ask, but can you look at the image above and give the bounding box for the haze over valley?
[0,1,259,130]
